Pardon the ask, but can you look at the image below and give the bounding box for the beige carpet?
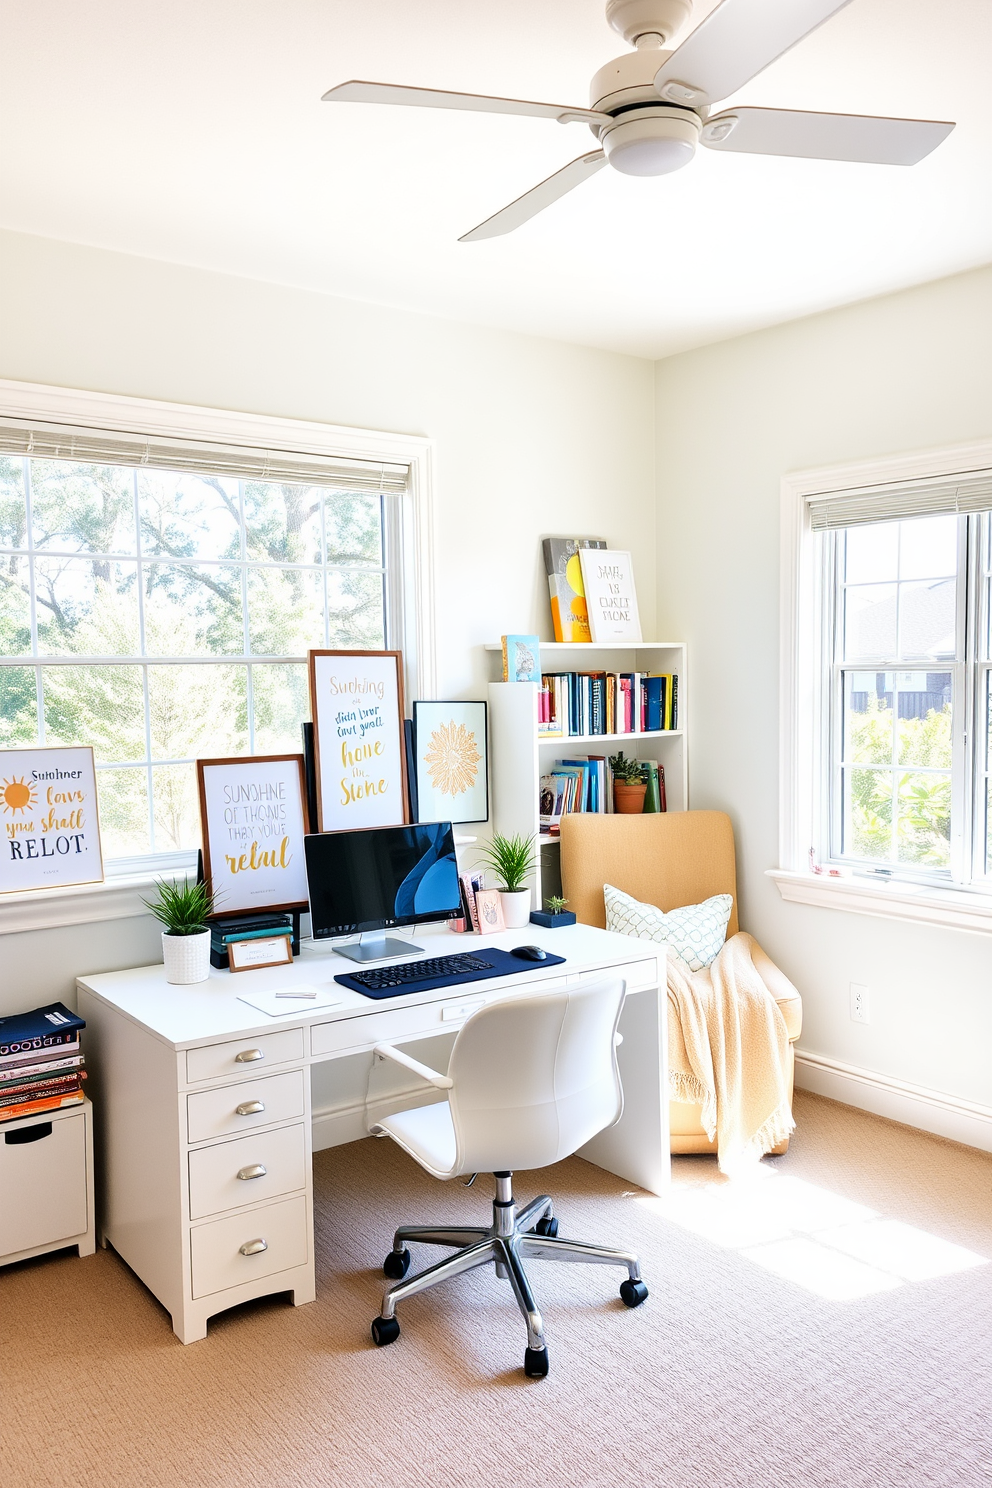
[1,1092,991,1488]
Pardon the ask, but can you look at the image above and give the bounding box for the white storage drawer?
[0,1110,88,1257]
[567,958,659,991]
[185,1028,304,1084]
[186,1069,305,1145]
[189,1194,308,1299]
[188,1122,308,1221]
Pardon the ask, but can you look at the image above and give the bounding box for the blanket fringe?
[720,1099,796,1175]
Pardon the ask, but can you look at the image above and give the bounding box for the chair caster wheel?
[524,1345,550,1378]
[620,1279,649,1308]
[383,1248,411,1279]
[534,1217,558,1237]
[371,1315,401,1347]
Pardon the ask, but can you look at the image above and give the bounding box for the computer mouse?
[510,944,548,962]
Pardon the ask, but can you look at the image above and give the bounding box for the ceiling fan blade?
[322,80,607,126]
[700,107,955,165]
[459,152,607,241]
[654,0,855,107]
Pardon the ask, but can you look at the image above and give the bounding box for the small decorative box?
[529,910,577,929]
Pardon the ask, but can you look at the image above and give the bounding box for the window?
[0,433,414,873]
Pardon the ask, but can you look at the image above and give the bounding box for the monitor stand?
[336,932,423,964]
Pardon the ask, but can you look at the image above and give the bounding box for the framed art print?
[308,650,409,832]
[577,549,642,643]
[0,745,104,894]
[413,701,488,825]
[197,753,310,914]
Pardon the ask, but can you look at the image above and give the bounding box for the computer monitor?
[304,821,462,962]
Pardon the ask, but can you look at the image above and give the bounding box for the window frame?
[0,378,436,932]
[774,437,992,934]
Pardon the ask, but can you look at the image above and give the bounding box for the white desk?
[77,922,667,1343]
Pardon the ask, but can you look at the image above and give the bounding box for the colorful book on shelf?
[0,1003,84,1060]
[0,1090,85,1122]
[501,634,540,683]
[542,537,605,643]
[0,1070,86,1106]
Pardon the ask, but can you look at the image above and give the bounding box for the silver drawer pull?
[235,1100,265,1116]
[237,1163,267,1181]
[235,1048,264,1063]
[239,1238,268,1256]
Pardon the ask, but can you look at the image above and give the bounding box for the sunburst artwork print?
[425,721,480,799]
[1,776,37,816]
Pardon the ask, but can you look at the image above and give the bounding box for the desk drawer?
[190,1194,308,1299]
[566,958,659,992]
[185,1028,304,1085]
[186,1070,305,1145]
[310,978,567,1057]
[0,1110,87,1257]
[188,1123,307,1221]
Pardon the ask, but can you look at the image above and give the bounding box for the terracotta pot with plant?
[143,877,216,985]
[475,832,537,929]
[610,752,647,814]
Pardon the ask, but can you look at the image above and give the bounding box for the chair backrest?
[559,810,740,937]
[446,978,625,1175]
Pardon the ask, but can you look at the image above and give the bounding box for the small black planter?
[529,910,577,929]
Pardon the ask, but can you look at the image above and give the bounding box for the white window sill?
[768,869,992,936]
[0,871,171,936]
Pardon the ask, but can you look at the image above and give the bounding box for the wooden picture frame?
[308,650,409,832]
[196,754,310,915]
[228,933,294,973]
[0,745,104,894]
[413,700,489,825]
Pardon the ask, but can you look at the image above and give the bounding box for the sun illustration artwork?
[1,776,37,816]
[425,722,480,799]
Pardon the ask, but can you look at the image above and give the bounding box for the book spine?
[0,1036,80,1067]
[501,635,510,682]
[658,764,667,812]
[0,1091,85,1122]
[0,1054,83,1083]
[459,873,481,934]
[671,675,678,730]
[0,1074,84,1108]
[0,1064,84,1093]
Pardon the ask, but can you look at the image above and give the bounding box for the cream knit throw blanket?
[667,931,794,1174]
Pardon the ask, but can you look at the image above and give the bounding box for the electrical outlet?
[850,982,870,1024]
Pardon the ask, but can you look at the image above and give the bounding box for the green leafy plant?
[545,895,569,915]
[609,751,645,784]
[476,832,537,894]
[143,877,215,936]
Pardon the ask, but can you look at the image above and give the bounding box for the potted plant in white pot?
[476,833,537,930]
[143,877,215,985]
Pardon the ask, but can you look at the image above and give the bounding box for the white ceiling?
[2,0,990,359]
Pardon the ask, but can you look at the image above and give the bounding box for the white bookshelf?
[486,642,687,909]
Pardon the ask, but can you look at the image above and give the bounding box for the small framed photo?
[228,933,294,973]
[413,701,488,825]
[474,887,505,935]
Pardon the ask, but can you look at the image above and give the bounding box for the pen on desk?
[274,990,318,999]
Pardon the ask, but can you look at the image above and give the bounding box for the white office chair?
[367,978,648,1378]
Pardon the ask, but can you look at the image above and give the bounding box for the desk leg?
[578,984,669,1196]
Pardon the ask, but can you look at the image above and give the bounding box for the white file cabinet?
[0,1099,96,1267]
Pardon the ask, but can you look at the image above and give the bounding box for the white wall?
[655,263,992,1122]
[0,227,655,1013]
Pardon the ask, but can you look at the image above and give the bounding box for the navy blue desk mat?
[334,946,566,1000]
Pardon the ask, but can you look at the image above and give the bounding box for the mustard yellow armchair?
[559,810,802,1155]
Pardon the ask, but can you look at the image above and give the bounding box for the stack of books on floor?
[538,671,677,738]
[210,912,295,969]
[540,757,666,835]
[0,1003,86,1122]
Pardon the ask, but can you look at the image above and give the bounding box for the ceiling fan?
[322,0,955,242]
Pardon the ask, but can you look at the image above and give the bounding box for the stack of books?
[210,913,295,969]
[540,757,666,834]
[538,671,678,738]
[0,1003,86,1122]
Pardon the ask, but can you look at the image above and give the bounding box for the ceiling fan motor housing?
[605,0,692,46]
[600,105,700,176]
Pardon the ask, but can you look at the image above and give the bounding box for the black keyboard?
[345,953,496,992]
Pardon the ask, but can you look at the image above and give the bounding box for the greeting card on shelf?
[501,635,540,682]
[197,754,310,914]
[578,549,642,643]
[474,887,506,934]
[308,650,408,832]
[0,746,104,894]
[542,537,605,643]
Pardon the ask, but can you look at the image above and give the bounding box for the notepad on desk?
[235,984,343,1018]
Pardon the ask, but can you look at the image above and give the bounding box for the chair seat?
[376,1100,458,1179]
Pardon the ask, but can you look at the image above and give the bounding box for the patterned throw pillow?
[604,884,733,972]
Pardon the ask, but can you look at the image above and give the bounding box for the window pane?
[96,767,151,857]
[147,664,248,760]
[898,514,957,580]
[35,559,140,655]
[843,767,893,860]
[143,563,244,655]
[894,672,952,767]
[243,482,323,566]
[247,567,324,656]
[138,471,241,561]
[0,456,27,547]
[151,763,202,853]
[327,570,385,648]
[0,554,32,655]
[898,579,956,660]
[42,665,146,762]
[844,584,897,661]
[31,462,136,555]
[0,666,38,746]
[844,524,898,584]
[252,663,310,755]
[324,492,383,568]
[843,673,893,764]
[896,771,951,867]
